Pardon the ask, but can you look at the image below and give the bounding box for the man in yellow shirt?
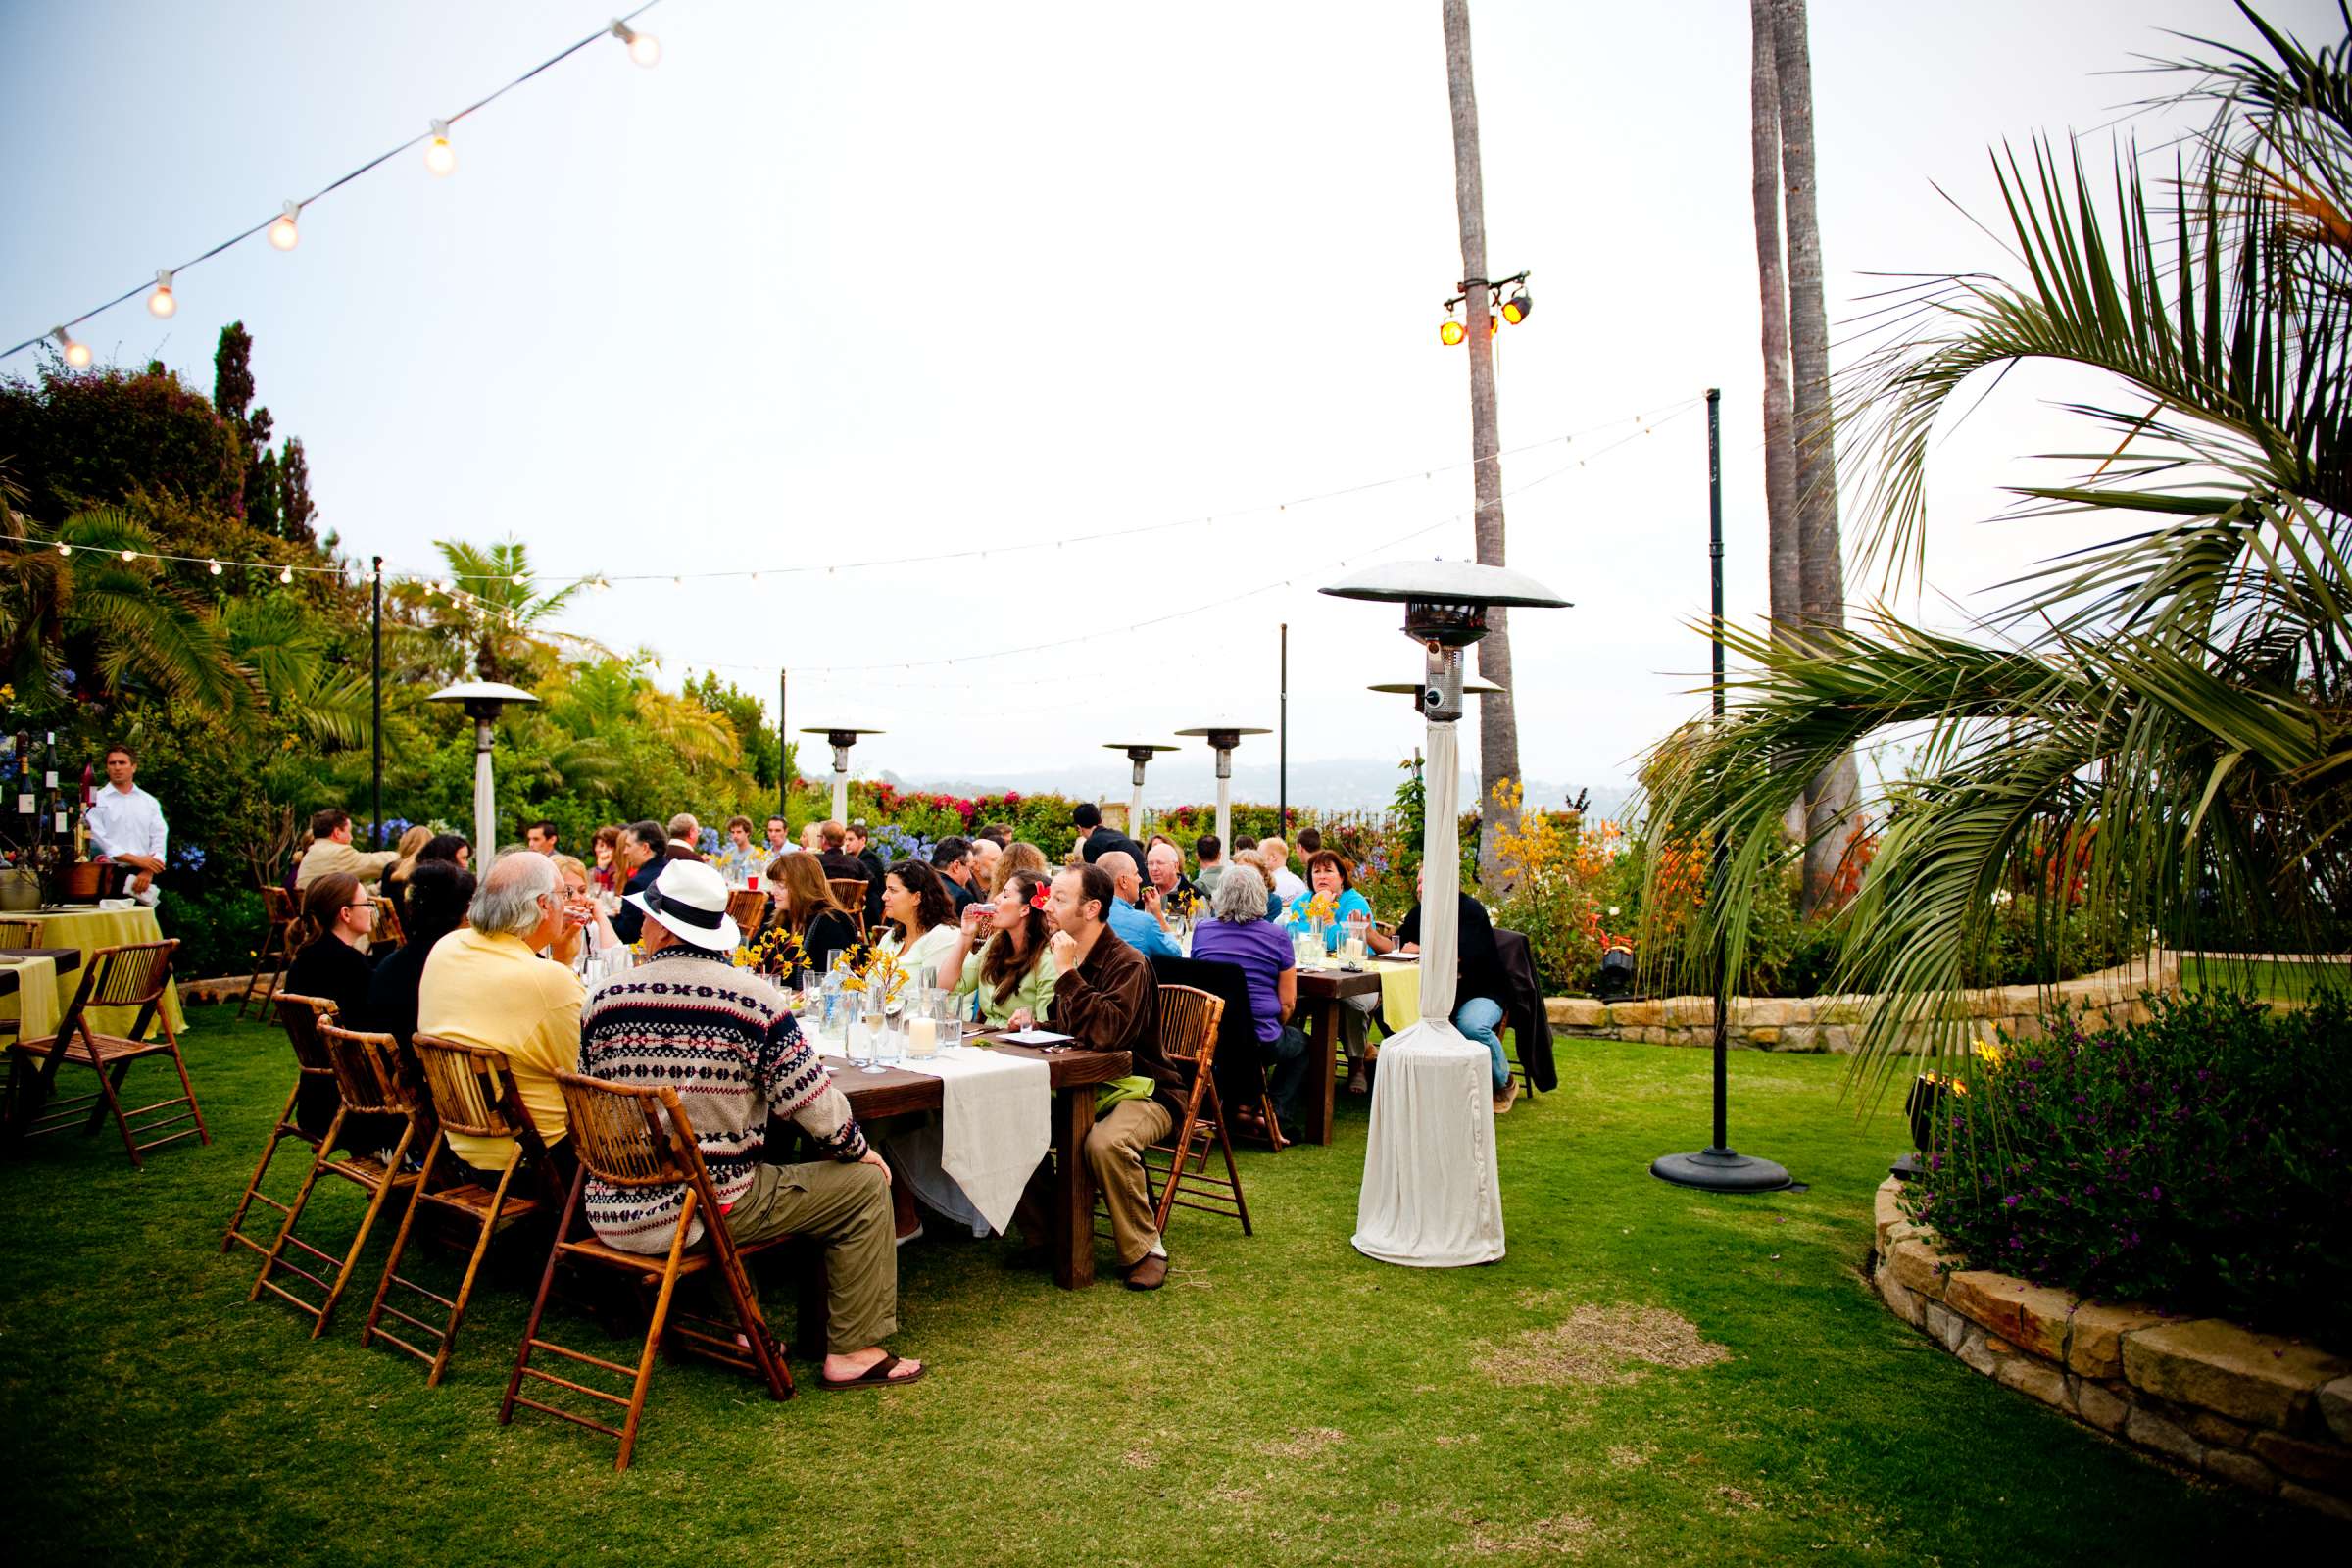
[416,851,586,1170]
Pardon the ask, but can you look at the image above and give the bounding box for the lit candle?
[907,1016,938,1058]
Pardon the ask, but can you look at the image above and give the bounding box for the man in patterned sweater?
[580,859,925,1390]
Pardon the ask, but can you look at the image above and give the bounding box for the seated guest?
[1283,849,1379,1093]
[801,820,825,853]
[764,815,794,861]
[667,812,703,858]
[816,819,867,886]
[939,869,1059,1027]
[589,825,623,893]
[282,872,378,1022]
[366,859,475,1051]
[975,822,1013,849]
[763,853,862,983]
[384,824,435,899]
[1189,860,1308,1135]
[1193,834,1228,896]
[1145,840,1198,912]
[1073,801,1145,868]
[1296,826,1323,858]
[1282,850,1376,948]
[418,832,471,872]
[997,840,1051,891]
[1095,851,1181,959]
[295,807,402,889]
[1258,836,1308,903]
[1372,871,1518,1114]
[713,815,763,884]
[930,836,982,912]
[579,860,923,1389]
[548,853,621,966]
[524,819,561,857]
[967,835,1002,896]
[417,852,588,1168]
[877,859,960,982]
[846,821,888,927]
[1045,863,1178,1290]
[608,820,666,944]
[1228,844,1285,920]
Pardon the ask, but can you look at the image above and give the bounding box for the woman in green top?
[939,869,1059,1027]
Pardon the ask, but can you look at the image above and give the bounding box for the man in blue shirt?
[1095,851,1181,959]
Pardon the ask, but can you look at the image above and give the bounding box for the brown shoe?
[1125,1253,1169,1291]
[1493,1078,1519,1115]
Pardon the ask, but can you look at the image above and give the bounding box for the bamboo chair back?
[273,993,341,1077]
[557,1072,697,1190]
[79,940,177,1012]
[726,889,768,935]
[265,885,296,924]
[1154,984,1224,1074]
[411,1034,535,1147]
[372,894,407,950]
[317,1022,419,1119]
[0,916,45,948]
[1142,982,1250,1237]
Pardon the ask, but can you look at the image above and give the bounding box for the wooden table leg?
[1303,1000,1339,1146]
[1050,1085,1097,1289]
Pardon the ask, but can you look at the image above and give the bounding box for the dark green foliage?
[1907,992,2352,1349]
[158,884,267,980]
[0,363,244,523]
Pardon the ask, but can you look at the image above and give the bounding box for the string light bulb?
[56,542,72,556]
[511,571,526,586]
[208,559,222,575]
[146,270,176,318]
[277,565,294,584]
[268,202,301,251]
[121,548,138,562]
[610,19,662,67]
[52,327,91,368]
[424,119,457,176]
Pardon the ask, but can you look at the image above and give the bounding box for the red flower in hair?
[1029,881,1051,911]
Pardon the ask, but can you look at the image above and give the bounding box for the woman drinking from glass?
[938,869,1059,1028]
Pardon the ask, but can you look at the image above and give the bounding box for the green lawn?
[2,1005,2337,1566]
[2181,956,2350,1006]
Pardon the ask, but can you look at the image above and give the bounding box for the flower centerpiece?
[832,942,910,1011]
[732,921,805,980]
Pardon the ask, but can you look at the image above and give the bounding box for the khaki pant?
[725,1159,897,1354]
[1085,1099,1174,1268]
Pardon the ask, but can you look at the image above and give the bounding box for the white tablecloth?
[816,1041,1050,1235]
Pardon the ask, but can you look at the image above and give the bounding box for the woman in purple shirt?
[1187,862,1307,1138]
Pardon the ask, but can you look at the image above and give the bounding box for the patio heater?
[1322,559,1568,1267]
[1102,742,1179,841]
[1171,723,1270,855]
[799,726,884,825]
[426,682,539,874]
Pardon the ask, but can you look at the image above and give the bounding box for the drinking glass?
[857,1008,889,1073]
[876,1011,905,1066]
[939,1012,963,1054]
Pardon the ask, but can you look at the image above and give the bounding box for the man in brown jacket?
[1045,862,1175,1289]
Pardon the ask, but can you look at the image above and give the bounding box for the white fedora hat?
[627,858,741,952]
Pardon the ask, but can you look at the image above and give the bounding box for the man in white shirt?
[87,744,168,906]
[1258,836,1308,904]
[764,815,796,860]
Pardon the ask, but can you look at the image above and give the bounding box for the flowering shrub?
[1904,992,2352,1349]
[1485,779,1642,992]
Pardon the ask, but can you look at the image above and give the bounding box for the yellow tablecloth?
[18,906,189,1036]
[0,956,62,1041]
[1377,960,1421,1033]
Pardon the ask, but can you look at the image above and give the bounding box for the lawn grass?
[2,1004,2339,1566]
[2180,956,2350,1006]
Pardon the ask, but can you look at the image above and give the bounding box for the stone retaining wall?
[1870,1177,2352,1517]
[1544,952,2180,1054]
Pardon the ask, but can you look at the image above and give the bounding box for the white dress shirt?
[1270,866,1308,904]
[87,782,169,906]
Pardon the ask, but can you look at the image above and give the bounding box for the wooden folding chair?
[241,885,298,1020]
[5,940,206,1166]
[501,1072,792,1470]
[222,994,341,1256]
[1142,984,1251,1236]
[365,1035,566,1385]
[827,879,869,938]
[726,888,769,937]
[249,1023,429,1339]
[0,915,45,948]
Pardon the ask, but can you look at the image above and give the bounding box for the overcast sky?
[7,1,2335,803]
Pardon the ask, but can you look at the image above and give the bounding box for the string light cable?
[3,2,666,365]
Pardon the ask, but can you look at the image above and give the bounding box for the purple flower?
[2003,1194,2021,1208]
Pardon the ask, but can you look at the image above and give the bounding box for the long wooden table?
[1295,966,1383,1145]
[768,1038,1132,1290]
[0,947,84,991]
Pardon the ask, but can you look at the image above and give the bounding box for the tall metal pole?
[1651,387,1791,1193]
[1279,623,1289,834]
[777,669,789,818]
[370,556,383,847]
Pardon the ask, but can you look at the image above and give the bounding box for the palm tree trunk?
[1442,0,1523,892]
[1770,0,1859,911]
[1752,3,1810,847]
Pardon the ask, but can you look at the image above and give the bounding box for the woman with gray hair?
[1189,860,1308,1139]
